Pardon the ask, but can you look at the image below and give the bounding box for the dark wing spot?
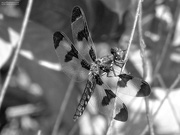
[65,45,78,62]
[65,54,72,62]
[119,74,133,80]
[102,96,110,106]
[114,103,128,122]
[81,59,91,70]
[77,25,89,41]
[105,89,116,99]
[71,6,82,23]
[53,32,64,49]
[118,74,133,87]
[95,75,103,85]
[136,81,151,97]
[102,89,116,106]
[89,47,96,62]
[117,79,126,87]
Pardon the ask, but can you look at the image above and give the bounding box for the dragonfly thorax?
[90,62,100,75]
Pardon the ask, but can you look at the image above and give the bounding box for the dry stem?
[0,0,33,109]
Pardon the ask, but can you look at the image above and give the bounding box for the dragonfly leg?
[106,72,112,77]
[112,66,117,77]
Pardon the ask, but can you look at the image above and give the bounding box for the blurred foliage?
[0,0,180,135]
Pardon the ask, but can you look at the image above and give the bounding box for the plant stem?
[106,0,143,134]
[121,0,142,72]
[138,1,154,135]
[0,0,33,109]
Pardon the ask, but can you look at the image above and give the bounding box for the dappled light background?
[0,0,180,135]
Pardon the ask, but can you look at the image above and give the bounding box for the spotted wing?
[53,32,90,81]
[71,6,97,62]
[117,74,151,97]
[73,74,96,121]
[89,82,128,122]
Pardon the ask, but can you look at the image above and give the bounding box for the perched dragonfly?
[53,6,151,122]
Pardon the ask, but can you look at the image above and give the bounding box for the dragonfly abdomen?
[73,78,96,121]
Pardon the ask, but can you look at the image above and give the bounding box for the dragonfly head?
[113,49,126,61]
[110,47,118,55]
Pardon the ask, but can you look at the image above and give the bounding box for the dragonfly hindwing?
[118,74,133,87]
[118,74,151,97]
[114,103,128,122]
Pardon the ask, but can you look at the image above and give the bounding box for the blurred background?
[0,0,180,135]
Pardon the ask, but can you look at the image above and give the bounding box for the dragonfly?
[53,6,151,122]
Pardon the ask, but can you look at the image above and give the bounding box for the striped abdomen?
[73,77,96,121]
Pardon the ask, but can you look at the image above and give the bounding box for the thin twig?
[0,0,33,109]
[138,4,147,79]
[106,1,143,134]
[140,74,180,135]
[156,74,166,88]
[106,117,114,135]
[121,0,142,72]
[154,74,180,119]
[138,1,154,135]
[52,76,76,135]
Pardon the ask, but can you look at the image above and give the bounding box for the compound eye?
[116,54,123,60]
[110,48,116,54]
[115,56,119,60]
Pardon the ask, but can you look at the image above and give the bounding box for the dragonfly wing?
[71,6,97,62]
[53,32,90,81]
[117,74,151,97]
[90,83,128,122]
[73,74,96,121]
